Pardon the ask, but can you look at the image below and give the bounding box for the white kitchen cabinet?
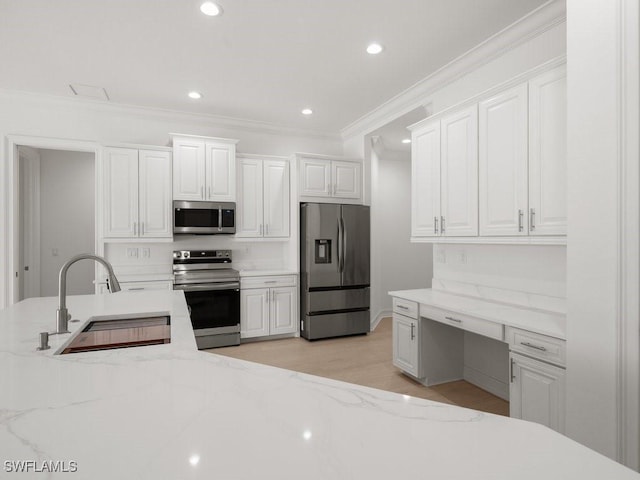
[411,119,440,237]
[241,275,297,339]
[237,156,289,238]
[392,313,421,378]
[528,66,567,236]
[97,280,173,294]
[479,84,529,236]
[440,105,478,236]
[410,105,478,238]
[509,352,566,433]
[172,135,237,201]
[298,155,363,202]
[103,147,172,239]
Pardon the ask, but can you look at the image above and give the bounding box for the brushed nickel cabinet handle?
[133,222,137,236]
[201,186,204,199]
[445,316,462,323]
[410,323,415,340]
[441,216,445,234]
[520,341,547,352]
[434,216,438,235]
[397,304,409,310]
[510,358,516,383]
[518,209,524,232]
[530,208,536,230]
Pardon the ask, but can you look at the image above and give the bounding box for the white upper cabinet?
[528,66,567,236]
[411,119,441,237]
[479,84,529,236]
[103,147,172,239]
[298,155,363,203]
[172,135,237,201]
[441,105,478,236]
[410,105,478,238]
[237,156,290,238]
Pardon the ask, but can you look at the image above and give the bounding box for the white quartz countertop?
[0,291,635,479]
[389,288,567,339]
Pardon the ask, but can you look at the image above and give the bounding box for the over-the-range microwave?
[173,200,236,235]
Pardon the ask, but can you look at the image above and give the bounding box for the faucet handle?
[37,332,50,351]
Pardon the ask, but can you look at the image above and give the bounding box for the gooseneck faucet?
[56,254,121,334]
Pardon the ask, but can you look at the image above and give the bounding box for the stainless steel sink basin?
[57,312,171,354]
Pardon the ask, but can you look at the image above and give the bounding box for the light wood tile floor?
[208,317,509,416]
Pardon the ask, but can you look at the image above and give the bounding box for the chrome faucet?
[56,254,121,334]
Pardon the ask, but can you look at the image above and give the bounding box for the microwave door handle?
[218,208,223,231]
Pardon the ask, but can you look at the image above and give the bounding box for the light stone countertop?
[0,291,635,479]
[389,288,567,339]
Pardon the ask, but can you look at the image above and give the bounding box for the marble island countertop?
[1,291,636,479]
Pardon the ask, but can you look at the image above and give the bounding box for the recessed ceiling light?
[301,108,313,115]
[188,91,202,99]
[402,138,411,144]
[200,2,222,16]
[366,43,384,55]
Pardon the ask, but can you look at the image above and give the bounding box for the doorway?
[16,146,96,301]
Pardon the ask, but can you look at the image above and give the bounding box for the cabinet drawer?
[392,298,418,319]
[506,327,566,367]
[420,304,503,341]
[241,275,297,289]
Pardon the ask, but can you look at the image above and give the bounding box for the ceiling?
[0,0,548,135]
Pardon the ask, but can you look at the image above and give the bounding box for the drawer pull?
[445,316,462,324]
[410,323,415,340]
[397,305,409,310]
[264,281,277,284]
[520,341,547,352]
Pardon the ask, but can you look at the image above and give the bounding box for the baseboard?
[463,365,509,401]
[371,309,392,330]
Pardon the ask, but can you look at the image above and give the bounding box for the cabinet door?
[240,288,270,338]
[103,147,139,238]
[510,352,566,433]
[263,160,290,237]
[299,158,331,197]
[138,150,172,238]
[411,120,441,237]
[441,105,478,236]
[269,286,297,335]
[173,139,206,201]
[236,158,264,237]
[479,84,528,236]
[392,313,420,378]
[205,142,235,201]
[332,160,362,200]
[529,66,567,236]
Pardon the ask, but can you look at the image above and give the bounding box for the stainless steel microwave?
[173,200,236,235]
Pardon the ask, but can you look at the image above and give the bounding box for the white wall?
[370,146,431,324]
[38,149,95,296]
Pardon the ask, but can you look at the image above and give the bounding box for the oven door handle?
[174,282,240,292]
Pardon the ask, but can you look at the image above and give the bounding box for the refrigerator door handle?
[337,217,343,273]
[341,217,346,273]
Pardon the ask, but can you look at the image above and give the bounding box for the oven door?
[174,282,240,332]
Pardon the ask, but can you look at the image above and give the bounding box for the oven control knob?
[183,252,190,259]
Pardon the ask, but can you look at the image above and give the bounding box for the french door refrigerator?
[300,203,370,340]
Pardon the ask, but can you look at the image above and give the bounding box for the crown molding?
[0,88,341,142]
[340,0,567,141]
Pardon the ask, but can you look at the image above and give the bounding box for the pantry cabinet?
[237,156,290,238]
[411,105,478,238]
[172,135,237,202]
[298,155,362,202]
[103,147,172,239]
[240,275,297,338]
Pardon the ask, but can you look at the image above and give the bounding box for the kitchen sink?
[57,313,171,354]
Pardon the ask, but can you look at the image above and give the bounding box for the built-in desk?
[389,288,567,433]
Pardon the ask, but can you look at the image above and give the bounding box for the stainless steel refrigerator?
[300,203,370,340]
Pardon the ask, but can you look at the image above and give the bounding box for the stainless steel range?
[173,250,240,349]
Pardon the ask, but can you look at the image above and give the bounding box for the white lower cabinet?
[241,276,297,339]
[509,352,566,433]
[392,313,421,378]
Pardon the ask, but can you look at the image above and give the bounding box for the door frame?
[2,135,101,307]
[17,146,41,300]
